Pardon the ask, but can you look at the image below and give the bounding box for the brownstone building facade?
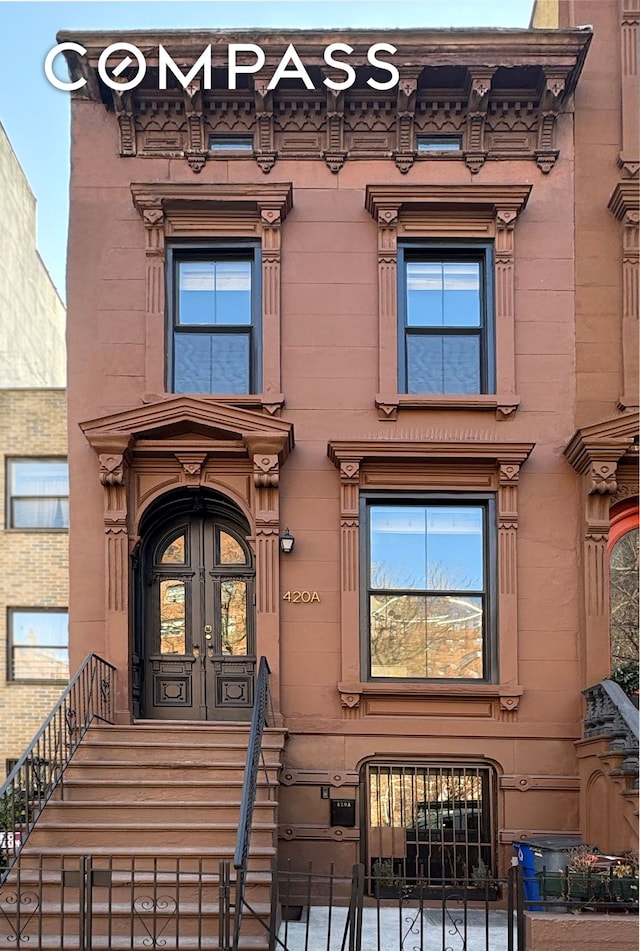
[60,0,637,888]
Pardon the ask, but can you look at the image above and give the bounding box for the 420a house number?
[282,590,321,603]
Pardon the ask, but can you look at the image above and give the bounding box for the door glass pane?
[220,580,248,655]
[160,533,186,565]
[370,594,483,679]
[178,260,252,326]
[174,332,250,394]
[406,334,480,394]
[160,580,186,654]
[219,530,247,565]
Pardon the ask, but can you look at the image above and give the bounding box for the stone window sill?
[375,394,520,421]
[338,681,523,714]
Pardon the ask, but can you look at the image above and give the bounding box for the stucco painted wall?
[0,122,66,387]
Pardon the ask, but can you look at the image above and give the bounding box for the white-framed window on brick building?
[7,609,69,682]
[6,459,69,530]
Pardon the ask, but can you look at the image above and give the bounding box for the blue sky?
[0,1,533,299]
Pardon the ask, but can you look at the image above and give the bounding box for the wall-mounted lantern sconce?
[280,528,295,553]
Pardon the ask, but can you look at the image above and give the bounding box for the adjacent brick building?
[59,0,637,888]
[0,123,68,772]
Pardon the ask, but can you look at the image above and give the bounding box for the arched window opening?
[609,499,639,696]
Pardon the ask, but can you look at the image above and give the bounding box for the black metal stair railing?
[0,653,116,880]
[232,656,272,950]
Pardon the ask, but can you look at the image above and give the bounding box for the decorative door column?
[245,432,291,720]
[565,417,639,686]
[83,432,133,724]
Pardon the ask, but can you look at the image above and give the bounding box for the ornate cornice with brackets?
[564,413,639,493]
[60,27,591,175]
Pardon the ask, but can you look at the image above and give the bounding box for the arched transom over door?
[142,502,255,721]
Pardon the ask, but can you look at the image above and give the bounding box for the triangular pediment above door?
[80,396,294,463]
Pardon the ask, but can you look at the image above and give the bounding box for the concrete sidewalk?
[278,905,516,950]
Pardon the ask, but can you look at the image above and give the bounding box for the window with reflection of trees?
[609,500,639,688]
[365,501,492,680]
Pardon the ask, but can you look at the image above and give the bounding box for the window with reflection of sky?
[370,506,484,592]
[406,262,481,327]
[178,260,252,326]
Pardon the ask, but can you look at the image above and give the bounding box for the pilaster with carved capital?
[494,205,520,400]
[87,435,133,614]
[619,2,640,177]
[244,433,289,615]
[338,458,362,685]
[375,205,400,405]
[258,205,283,397]
[609,183,639,409]
[131,193,167,395]
[497,460,522,685]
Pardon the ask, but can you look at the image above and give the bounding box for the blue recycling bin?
[513,836,585,911]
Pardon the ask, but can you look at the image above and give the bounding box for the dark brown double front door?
[144,510,255,721]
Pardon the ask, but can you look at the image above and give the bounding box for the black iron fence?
[0,654,116,879]
[275,863,523,951]
[0,853,227,949]
[1,855,521,951]
[3,854,637,950]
